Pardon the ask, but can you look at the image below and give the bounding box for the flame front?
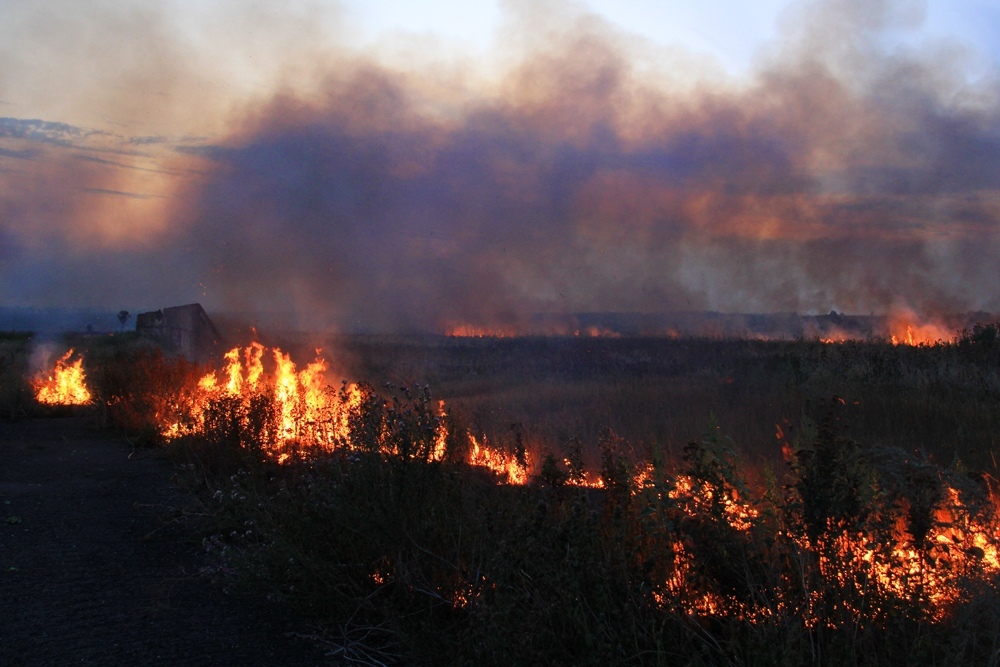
[145,342,1000,624]
[163,343,528,480]
[34,349,92,405]
[468,434,529,485]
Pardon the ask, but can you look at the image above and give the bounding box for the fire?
[564,468,605,488]
[819,327,858,344]
[34,349,92,405]
[445,324,516,338]
[161,343,531,480]
[626,439,1000,627]
[468,434,529,485]
[668,474,759,532]
[128,340,1000,629]
[648,473,769,621]
[167,343,343,450]
[785,488,1000,627]
[887,309,954,346]
[432,400,448,461]
[576,326,620,338]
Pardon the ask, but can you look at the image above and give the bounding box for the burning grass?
[32,349,92,405]
[16,324,1000,663]
[186,399,1000,664]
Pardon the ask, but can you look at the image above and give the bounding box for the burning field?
[4,0,1000,659]
[10,324,1000,664]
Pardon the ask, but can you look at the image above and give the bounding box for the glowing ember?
[34,349,92,405]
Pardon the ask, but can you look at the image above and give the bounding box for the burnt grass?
[6,327,1000,665]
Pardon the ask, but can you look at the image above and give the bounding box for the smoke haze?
[2,0,999,332]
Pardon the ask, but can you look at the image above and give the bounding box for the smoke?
[2,0,999,331]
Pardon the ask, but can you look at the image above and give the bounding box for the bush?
[88,344,205,445]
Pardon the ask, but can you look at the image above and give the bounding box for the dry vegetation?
[334,332,1000,474]
[7,326,1000,665]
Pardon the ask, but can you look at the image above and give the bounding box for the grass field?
[8,327,1000,664]
[330,332,1000,475]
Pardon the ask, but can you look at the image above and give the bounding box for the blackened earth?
[0,417,329,666]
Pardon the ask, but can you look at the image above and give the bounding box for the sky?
[346,0,999,74]
[2,0,1000,332]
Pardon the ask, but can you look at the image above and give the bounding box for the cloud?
[0,146,36,160]
[0,117,104,145]
[81,187,167,200]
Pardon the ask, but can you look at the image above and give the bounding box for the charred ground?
[0,416,327,666]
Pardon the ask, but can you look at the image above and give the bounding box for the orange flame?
[34,350,92,405]
[445,324,517,338]
[162,343,534,480]
[468,434,530,485]
[648,475,1000,625]
[887,309,954,346]
[165,343,343,450]
[127,342,1000,625]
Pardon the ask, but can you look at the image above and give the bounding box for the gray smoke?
[2,0,999,331]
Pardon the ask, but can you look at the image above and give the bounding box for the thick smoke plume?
[2,0,999,332]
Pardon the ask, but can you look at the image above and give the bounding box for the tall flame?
[162,343,530,480]
[34,349,92,405]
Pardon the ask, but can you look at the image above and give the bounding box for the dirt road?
[0,417,328,666]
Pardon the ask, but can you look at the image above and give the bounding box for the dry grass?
[11,326,1000,664]
[334,334,1000,473]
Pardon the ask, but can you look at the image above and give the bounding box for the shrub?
[89,344,205,445]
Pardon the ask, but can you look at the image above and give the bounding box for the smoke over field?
[2,0,999,332]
